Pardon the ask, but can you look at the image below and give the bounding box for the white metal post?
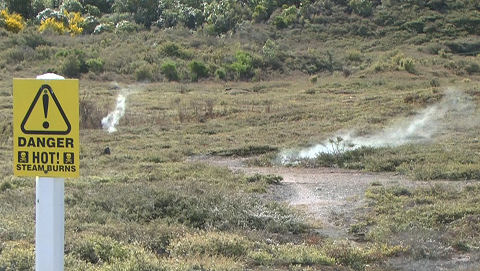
[35,73,66,271]
[35,177,64,271]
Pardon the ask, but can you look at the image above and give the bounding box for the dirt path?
[189,155,412,239]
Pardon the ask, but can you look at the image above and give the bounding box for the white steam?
[280,89,476,164]
[101,93,127,133]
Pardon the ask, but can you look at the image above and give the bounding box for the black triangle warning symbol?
[21,84,71,135]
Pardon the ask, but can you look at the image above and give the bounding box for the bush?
[60,50,88,78]
[346,49,363,62]
[71,234,128,264]
[61,54,81,77]
[135,64,153,82]
[465,61,480,74]
[66,11,84,36]
[349,0,373,17]
[230,51,255,80]
[115,20,140,33]
[215,67,226,80]
[79,15,98,34]
[160,42,191,59]
[168,232,253,258]
[391,52,416,74]
[60,0,83,13]
[189,60,209,81]
[445,40,480,56]
[86,58,104,74]
[161,61,179,81]
[38,17,67,34]
[253,4,269,22]
[262,39,282,69]
[84,4,101,17]
[93,22,114,34]
[5,0,33,19]
[1,9,25,33]
[273,5,298,29]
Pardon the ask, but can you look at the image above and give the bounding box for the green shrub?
[84,4,101,17]
[135,64,153,81]
[349,0,373,17]
[71,234,128,264]
[61,54,82,78]
[273,5,298,29]
[253,4,269,22]
[61,0,83,13]
[0,180,14,191]
[403,19,425,33]
[445,40,480,56]
[262,39,282,69]
[3,47,26,64]
[11,30,50,49]
[160,42,191,59]
[86,58,104,74]
[161,61,179,81]
[230,51,256,80]
[189,60,209,81]
[215,67,226,80]
[465,61,480,74]
[168,232,253,258]
[346,49,363,62]
[391,52,416,74]
[79,15,98,34]
[115,20,140,33]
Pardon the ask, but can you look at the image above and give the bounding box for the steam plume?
[280,89,476,164]
[101,93,127,133]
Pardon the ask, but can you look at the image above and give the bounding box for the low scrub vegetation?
[352,183,480,259]
[0,0,479,269]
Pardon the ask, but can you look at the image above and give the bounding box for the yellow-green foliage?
[323,240,405,270]
[66,233,162,270]
[0,9,25,33]
[67,12,84,36]
[39,18,67,34]
[168,231,253,258]
[38,11,84,36]
[391,52,416,73]
[248,243,335,266]
[0,241,34,271]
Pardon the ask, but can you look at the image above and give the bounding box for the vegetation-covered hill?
[1,0,480,270]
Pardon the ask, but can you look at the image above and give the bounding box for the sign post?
[13,74,79,271]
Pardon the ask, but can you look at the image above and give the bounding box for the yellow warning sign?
[13,79,79,178]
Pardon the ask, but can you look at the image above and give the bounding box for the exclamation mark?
[42,89,49,129]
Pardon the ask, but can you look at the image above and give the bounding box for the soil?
[188,155,480,271]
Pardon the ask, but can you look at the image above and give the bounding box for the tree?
[6,0,33,19]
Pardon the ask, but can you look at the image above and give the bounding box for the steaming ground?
[102,93,127,133]
[280,89,477,164]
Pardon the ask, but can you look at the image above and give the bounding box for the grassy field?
[1,7,480,270]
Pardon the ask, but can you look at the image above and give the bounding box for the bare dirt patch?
[189,155,414,239]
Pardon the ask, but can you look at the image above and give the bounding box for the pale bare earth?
[189,155,480,271]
